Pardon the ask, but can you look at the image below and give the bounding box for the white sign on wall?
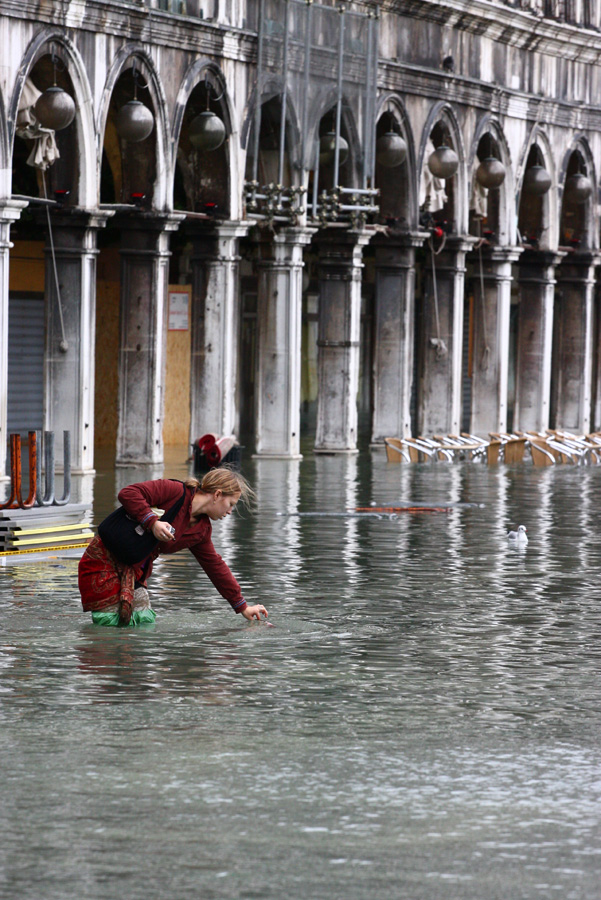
[168,290,190,331]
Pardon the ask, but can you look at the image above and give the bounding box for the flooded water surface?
[1,450,601,899]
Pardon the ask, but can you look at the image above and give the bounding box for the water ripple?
[1,460,601,898]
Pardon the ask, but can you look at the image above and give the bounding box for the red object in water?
[196,433,217,451]
[194,433,241,469]
[206,443,222,465]
[354,506,451,513]
[195,433,239,468]
[196,433,221,466]
[195,434,214,455]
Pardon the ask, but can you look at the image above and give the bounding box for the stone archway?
[8,34,102,473]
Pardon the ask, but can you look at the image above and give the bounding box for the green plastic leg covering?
[91,608,157,627]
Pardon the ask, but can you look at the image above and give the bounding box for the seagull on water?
[507,525,528,544]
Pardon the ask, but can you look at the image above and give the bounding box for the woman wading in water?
[78,468,267,626]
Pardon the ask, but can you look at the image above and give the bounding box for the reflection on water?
[1,451,601,899]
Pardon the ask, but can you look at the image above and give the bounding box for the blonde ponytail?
[185,467,255,507]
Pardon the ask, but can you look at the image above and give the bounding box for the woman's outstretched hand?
[151,521,176,542]
[242,604,268,621]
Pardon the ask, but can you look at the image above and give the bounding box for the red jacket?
[117,479,247,613]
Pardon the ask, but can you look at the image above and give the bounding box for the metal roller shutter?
[7,294,45,434]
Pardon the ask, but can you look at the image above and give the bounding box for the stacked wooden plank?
[0,503,93,555]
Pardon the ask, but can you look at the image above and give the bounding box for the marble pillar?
[469,247,521,435]
[514,250,564,433]
[116,214,183,466]
[417,238,471,436]
[189,222,248,446]
[254,227,314,458]
[315,229,371,453]
[44,210,112,473]
[371,235,421,443]
[553,252,598,433]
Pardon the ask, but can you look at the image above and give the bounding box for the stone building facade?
[1,0,601,472]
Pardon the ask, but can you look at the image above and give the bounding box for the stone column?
[371,234,422,444]
[592,280,601,433]
[188,222,249,446]
[315,229,372,453]
[553,252,599,433]
[0,199,28,480]
[44,210,112,473]
[417,238,472,436]
[254,227,315,458]
[514,250,564,433]
[116,213,183,466]
[469,247,522,435]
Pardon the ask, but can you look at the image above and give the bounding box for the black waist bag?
[97,481,187,565]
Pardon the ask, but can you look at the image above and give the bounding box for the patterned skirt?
[91,587,156,627]
[78,536,151,626]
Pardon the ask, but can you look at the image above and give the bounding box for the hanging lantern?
[319,131,349,167]
[476,157,506,189]
[115,99,154,142]
[565,172,593,204]
[34,85,76,131]
[523,165,551,196]
[189,110,226,152]
[428,144,459,180]
[376,131,407,168]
